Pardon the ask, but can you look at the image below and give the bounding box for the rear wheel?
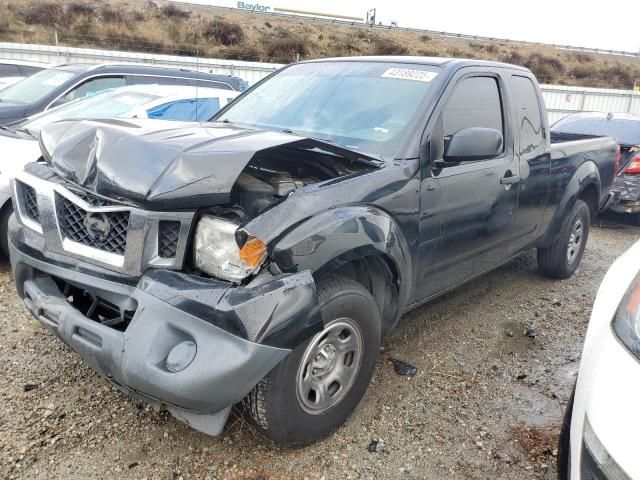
[243,275,381,446]
[538,200,590,279]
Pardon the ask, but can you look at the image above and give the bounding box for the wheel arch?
[538,161,601,248]
[271,205,412,335]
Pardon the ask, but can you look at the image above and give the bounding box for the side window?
[0,64,21,77]
[443,76,504,144]
[512,76,545,156]
[147,98,221,121]
[63,76,126,101]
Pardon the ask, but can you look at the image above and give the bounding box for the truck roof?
[303,56,531,73]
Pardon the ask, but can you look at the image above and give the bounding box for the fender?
[271,205,413,329]
[537,160,601,248]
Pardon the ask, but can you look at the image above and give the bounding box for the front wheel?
[0,204,13,259]
[538,199,590,279]
[243,275,381,446]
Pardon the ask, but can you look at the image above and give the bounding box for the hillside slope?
[0,0,639,89]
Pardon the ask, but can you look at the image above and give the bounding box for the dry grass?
[0,0,639,88]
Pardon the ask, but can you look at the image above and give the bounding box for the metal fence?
[0,42,283,86]
[540,84,640,124]
[1,42,639,123]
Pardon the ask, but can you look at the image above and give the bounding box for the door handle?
[500,174,520,185]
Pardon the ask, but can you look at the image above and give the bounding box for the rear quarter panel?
[537,137,617,245]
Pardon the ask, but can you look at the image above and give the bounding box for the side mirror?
[444,127,503,162]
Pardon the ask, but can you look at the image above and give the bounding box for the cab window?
[443,76,504,140]
[512,75,545,156]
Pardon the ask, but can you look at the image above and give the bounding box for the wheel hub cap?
[296,318,364,415]
[567,218,584,264]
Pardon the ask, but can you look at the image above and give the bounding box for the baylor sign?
[237,1,272,12]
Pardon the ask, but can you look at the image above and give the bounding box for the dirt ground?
[1,217,638,480]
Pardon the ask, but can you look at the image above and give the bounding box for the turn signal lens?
[239,237,267,268]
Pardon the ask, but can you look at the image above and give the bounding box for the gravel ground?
[1,219,638,480]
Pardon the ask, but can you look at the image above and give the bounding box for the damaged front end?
[10,118,380,435]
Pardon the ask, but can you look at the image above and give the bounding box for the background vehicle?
[8,57,618,446]
[558,239,640,480]
[0,59,47,90]
[0,63,245,124]
[552,112,640,223]
[0,84,238,256]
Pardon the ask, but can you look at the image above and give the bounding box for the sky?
[177,0,640,52]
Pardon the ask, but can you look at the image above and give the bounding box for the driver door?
[416,74,520,299]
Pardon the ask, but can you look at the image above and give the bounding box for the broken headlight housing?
[612,273,640,359]
[193,216,267,283]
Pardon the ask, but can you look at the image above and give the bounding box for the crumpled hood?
[39,118,366,210]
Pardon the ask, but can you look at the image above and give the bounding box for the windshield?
[20,90,159,135]
[216,61,441,157]
[0,69,75,104]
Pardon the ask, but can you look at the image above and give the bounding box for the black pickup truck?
[8,57,618,446]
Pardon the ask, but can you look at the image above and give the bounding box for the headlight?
[612,273,640,358]
[193,216,267,283]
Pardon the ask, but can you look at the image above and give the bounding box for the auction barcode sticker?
[381,68,438,82]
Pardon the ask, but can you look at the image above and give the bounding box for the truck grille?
[22,184,40,223]
[56,195,129,255]
[69,188,119,207]
[158,221,180,258]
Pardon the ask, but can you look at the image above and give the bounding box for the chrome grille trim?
[12,172,195,276]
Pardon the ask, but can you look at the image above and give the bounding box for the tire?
[631,212,640,227]
[557,382,575,480]
[243,275,381,446]
[537,199,590,279]
[0,204,12,260]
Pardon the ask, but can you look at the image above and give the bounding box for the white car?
[559,238,640,479]
[0,84,238,255]
[0,59,48,91]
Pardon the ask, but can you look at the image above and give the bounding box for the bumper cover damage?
[10,220,322,436]
[610,174,640,213]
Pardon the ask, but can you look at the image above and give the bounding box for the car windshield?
[19,90,159,135]
[216,61,441,158]
[0,69,76,104]
[552,115,640,147]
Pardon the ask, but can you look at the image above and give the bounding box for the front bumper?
[570,239,640,480]
[9,218,322,436]
[571,330,638,479]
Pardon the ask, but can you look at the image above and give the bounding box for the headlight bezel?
[193,215,267,284]
[612,272,640,359]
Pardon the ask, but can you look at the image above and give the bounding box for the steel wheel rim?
[296,318,364,415]
[567,218,584,264]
